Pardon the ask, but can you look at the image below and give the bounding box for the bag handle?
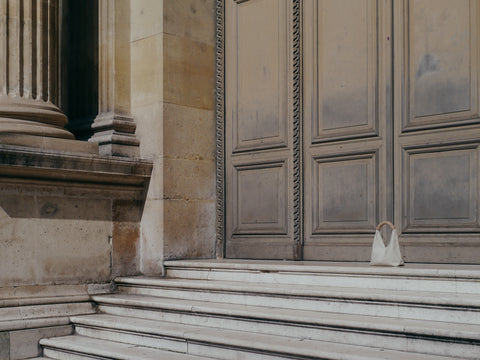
[376,220,395,231]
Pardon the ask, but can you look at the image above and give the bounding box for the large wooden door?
[224,0,480,263]
[225,0,297,259]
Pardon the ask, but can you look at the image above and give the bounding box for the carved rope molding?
[215,0,225,259]
[292,0,303,259]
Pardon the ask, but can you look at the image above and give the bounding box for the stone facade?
[0,1,216,357]
[0,0,216,286]
[2,0,480,358]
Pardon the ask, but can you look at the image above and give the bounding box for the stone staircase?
[33,260,480,359]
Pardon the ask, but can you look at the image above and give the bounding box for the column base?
[0,97,73,139]
[90,113,140,157]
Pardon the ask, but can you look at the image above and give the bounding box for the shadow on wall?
[0,181,145,287]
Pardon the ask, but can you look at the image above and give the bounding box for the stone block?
[35,219,111,283]
[112,200,143,277]
[140,199,164,275]
[145,158,164,201]
[130,0,163,42]
[9,325,72,359]
[132,102,164,160]
[164,199,215,259]
[0,211,111,286]
[163,158,215,200]
[131,34,163,108]
[163,103,215,160]
[0,332,9,360]
[164,0,215,46]
[163,34,215,110]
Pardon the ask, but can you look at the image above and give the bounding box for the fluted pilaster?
[0,0,72,139]
[89,0,139,157]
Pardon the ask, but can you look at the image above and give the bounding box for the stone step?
[112,277,480,324]
[93,293,480,359]
[163,260,480,294]
[40,335,211,360]
[68,313,455,360]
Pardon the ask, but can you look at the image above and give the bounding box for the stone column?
[0,0,73,140]
[90,0,139,157]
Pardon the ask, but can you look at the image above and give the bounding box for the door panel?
[225,0,295,259]
[303,0,392,260]
[395,0,480,263]
[407,0,479,126]
[311,0,379,142]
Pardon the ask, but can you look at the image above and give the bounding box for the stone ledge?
[0,283,112,308]
[0,133,98,154]
[0,144,152,188]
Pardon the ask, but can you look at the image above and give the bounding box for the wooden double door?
[225,0,480,263]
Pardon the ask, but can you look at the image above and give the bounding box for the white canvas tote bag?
[370,221,404,267]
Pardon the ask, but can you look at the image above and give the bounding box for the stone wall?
[0,0,216,283]
[0,147,151,287]
[132,0,216,274]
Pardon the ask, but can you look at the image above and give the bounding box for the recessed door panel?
[230,0,288,152]
[233,161,288,235]
[404,0,480,129]
[311,0,379,142]
[312,153,377,232]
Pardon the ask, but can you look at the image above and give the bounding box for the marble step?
[68,313,455,360]
[40,335,211,360]
[163,260,480,294]
[93,293,480,359]
[113,277,480,324]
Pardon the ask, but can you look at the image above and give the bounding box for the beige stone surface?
[132,102,164,159]
[140,199,165,275]
[163,158,215,200]
[129,0,216,264]
[132,103,164,201]
[0,150,151,286]
[9,325,72,359]
[0,134,98,154]
[163,103,215,160]
[163,34,215,110]
[112,200,143,277]
[114,0,133,115]
[145,159,164,201]
[164,0,215,46]
[0,215,111,286]
[164,199,215,259]
[131,35,164,108]
[130,0,164,42]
